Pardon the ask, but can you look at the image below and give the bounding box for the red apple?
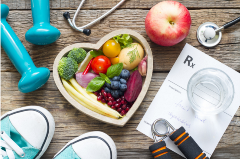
[145,1,191,46]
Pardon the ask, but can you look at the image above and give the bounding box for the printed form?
[137,44,240,158]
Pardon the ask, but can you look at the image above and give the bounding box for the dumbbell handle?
[25,0,61,45]
[1,4,50,93]
[31,0,50,24]
[1,4,36,75]
[169,127,209,159]
[149,141,172,159]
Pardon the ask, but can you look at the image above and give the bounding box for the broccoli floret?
[58,57,78,80]
[67,48,87,63]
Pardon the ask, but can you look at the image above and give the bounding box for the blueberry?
[120,78,127,84]
[120,84,127,92]
[111,81,120,90]
[116,89,122,94]
[120,69,130,79]
[112,76,120,81]
[119,91,124,96]
[111,90,120,99]
[105,82,111,89]
[104,87,111,93]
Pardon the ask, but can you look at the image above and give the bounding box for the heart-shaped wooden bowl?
[53,29,153,127]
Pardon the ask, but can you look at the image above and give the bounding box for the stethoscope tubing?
[215,16,240,32]
[65,0,126,35]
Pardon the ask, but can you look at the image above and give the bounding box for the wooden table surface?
[1,0,240,158]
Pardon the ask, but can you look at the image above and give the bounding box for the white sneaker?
[1,106,55,159]
[53,131,117,159]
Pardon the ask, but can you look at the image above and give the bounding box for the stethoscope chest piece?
[197,22,222,48]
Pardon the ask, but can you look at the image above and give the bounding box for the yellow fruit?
[77,51,93,73]
[110,57,119,65]
[103,39,121,58]
[118,43,144,70]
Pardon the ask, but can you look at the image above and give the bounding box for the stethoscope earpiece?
[83,29,91,36]
[63,12,70,20]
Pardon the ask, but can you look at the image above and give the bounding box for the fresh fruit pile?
[58,34,148,119]
[94,89,133,116]
[104,69,130,98]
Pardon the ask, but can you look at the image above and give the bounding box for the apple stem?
[169,21,175,25]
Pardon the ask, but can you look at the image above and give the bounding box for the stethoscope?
[197,16,240,47]
[63,0,126,36]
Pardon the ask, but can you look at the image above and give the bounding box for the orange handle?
[169,127,209,159]
[149,141,173,159]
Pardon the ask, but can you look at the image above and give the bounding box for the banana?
[62,78,121,119]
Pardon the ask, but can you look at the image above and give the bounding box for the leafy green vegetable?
[132,67,138,71]
[86,64,123,92]
[113,34,133,49]
[106,63,123,78]
[99,73,111,84]
[86,77,105,92]
[58,57,78,80]
[86,63,123,92]
[68,48,87,63]
[127,43,140,63]
[90,50,104,57]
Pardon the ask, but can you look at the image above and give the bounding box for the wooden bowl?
[53,29,153,127]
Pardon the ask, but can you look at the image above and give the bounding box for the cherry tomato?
[110,57,119,65]
[103,39,121,58]
[91,55,111,74]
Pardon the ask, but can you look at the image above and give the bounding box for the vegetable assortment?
[58,34,148,118]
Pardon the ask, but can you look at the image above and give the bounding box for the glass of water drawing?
[187,68,234,115]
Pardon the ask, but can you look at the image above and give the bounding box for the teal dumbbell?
[1,4,50,93]
[25,0,61,45]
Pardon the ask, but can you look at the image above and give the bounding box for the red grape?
[103,91,107,97]
[97,96,102,101]
[117,108,122,113]
[122,104,127,110]
[107,93,112,97]
[121,100,126,105]
[115,103,120,108]
[121,110,126,116]
[116,98,121,103]
[127,104,132,108]
[101,89,105,94]
[101,99,106,103]
[108,101,113,106]
[125,107,130,112]
[108,97,114,101]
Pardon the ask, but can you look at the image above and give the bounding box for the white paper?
[137,44,240,158]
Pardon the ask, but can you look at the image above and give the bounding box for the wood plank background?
[1,0,240,158]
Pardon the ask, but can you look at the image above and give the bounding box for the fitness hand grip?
[149,141,172,159]
[1,4,50,93]
[169,127,209,159]
[25,0,61,45]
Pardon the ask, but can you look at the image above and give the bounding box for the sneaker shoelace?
[0,131,25,159]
